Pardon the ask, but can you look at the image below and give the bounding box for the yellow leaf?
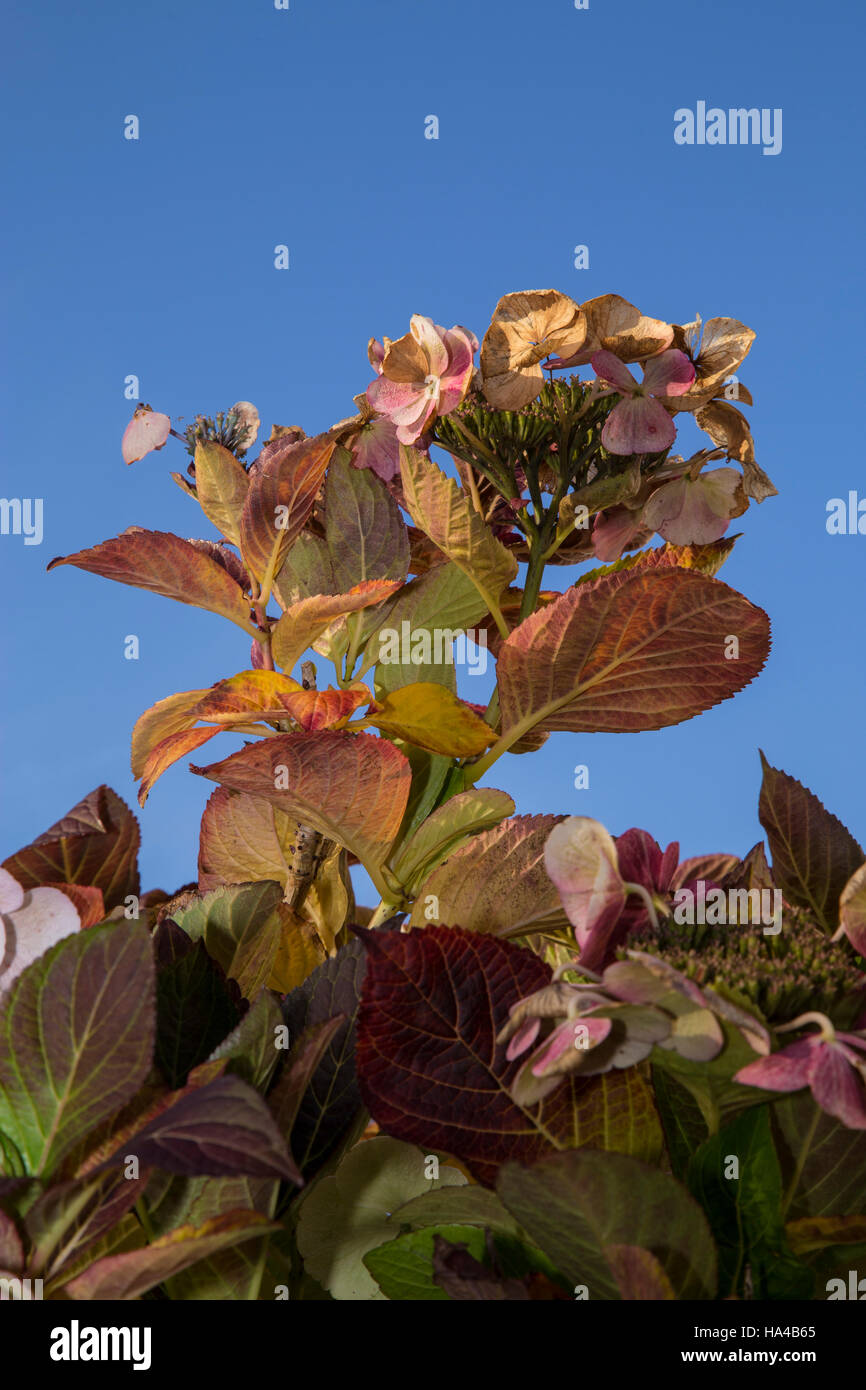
[193,440,250,547]
[365,682,496,757]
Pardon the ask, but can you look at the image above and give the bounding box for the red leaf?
[354,925,660,1185]
[2,786,139,911]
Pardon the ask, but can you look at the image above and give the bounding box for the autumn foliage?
[2,290,865,1302]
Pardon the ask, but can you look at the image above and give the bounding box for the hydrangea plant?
[1,289,863,1302]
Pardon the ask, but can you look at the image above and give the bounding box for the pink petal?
[368,337,386,374]
[591,506,646,562]
[591,350,638,393]
[641,348,696,398]
[735,1045,813,1092]
[351,416,402,482]
[544,817,626,943]
[505,1018,541,1061]
[531,1016,612,1074]
[121,409,171,465]
[602,397,677,455]
[810,1043,866,1128]
[643,469,742,545]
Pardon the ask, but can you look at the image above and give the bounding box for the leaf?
[786,1214,866,1256]
[267,909,327,993]
[62,1211,280,1300]
[772,1091,866,1218]
[281,939,366,1175]
[47,528,258,635]
[360,560,490,684]
[193,440,250,547]
[0,1209,23,1271]
[171,881,286,1001]
[296,1136,466,1300]
[576,537,740,589]
[354,925,662,1185]
[758,753,864,932]
[198,788,301,891]
[268,1017,344,1136]
[364,1224,488,1300]
[2,786,140,911]
[273,532,335,608]
[138,726,220,805]
[651,1066,709,1181]
[0,921,155,1176]
[118,1074,300,1182]
[191,731,411,879]
[324,447,409,591]
[399,446,517,615]
[25,1167,148,1279]
[686,1105,813,1299]
[143,1168,277,1301]
[131,689,210,780]
[363,682,495,758]
[389,789,515,893]
[280,686,370,731]
[204,991,284,1093]
[271,581,402,673]
[239,433,334,590]
[407,815,568,934]
[496,1149,717,1300]
[193,669,302,723]
[602,1245,675,1299]
[390,1185,521,1236]
[496,567,770,744]
[153,921,244,1087]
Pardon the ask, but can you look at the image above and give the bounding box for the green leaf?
[324,447,409,591]
[364,1224,488,1300]
[399,446,517,617]
[204,991,284,1092]
[0,921,155,1177]
[772,1091,866,1219]
[389,789,515,894]
[497,1149,717,1300]
[758,752,864,932]
[296,1136,466,1300]
[686,1106,813,1299]
[651,1066,709,1181]
[172,880,286,1001]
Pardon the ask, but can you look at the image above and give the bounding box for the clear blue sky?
[2,0,864,900]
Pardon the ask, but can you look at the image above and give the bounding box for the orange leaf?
[131,689,210,779]
[239,433,334,590]
[279,686,371,732]
[139,727,220,805]
[496,567,770,743]
[192,731,410,877]
[271,579,402,672]
[48,528,258,635]
[194,670,302,724]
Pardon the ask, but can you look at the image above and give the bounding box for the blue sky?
[2,0,864,901]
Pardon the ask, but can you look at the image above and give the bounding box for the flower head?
[592,349,695,455]
[366,315,477,445]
